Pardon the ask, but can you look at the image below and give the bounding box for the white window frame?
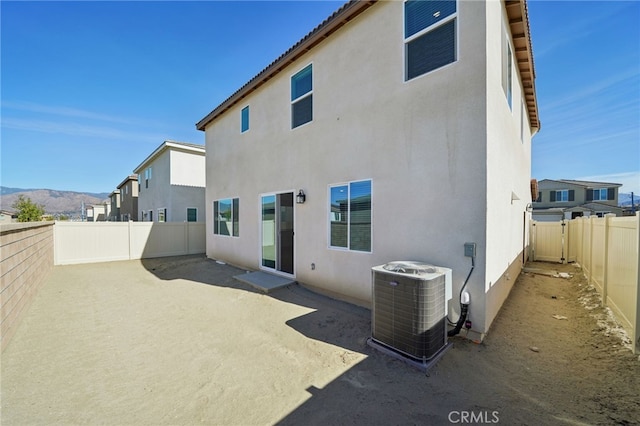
[158,208,166,223]
[403,0,458,81]
[213,198,239,237]
[328,179,372,253]
[186,207,198,222]
[555,190,569,202]
[502,25,513,111]
[241,105,250,133]
[593,188,608,201]
[290,63,313,129]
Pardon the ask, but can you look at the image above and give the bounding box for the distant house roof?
[133,140,205,174]
[539,179,623,189]
[578,202,624,213]
[117,174,138,190]
[196,0,539,131]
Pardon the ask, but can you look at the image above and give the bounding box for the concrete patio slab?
[233,270,295,293]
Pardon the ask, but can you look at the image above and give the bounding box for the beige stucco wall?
[482,0,533,331]
[118,177,139,221]
[137,149,205,222]
[204,1,533,337]
[137,149,171,221]
[1,222,54,351]
[170,149,206,187]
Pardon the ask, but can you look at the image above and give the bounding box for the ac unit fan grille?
[372,270,446,360]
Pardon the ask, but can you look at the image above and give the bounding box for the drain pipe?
[448,291,470,337]
[448,255,474,337]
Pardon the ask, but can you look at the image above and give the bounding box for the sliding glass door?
[261,192,294,274]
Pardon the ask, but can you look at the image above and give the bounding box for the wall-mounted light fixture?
[296,190,306,204]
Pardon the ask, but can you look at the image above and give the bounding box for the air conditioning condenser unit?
[369,261,452,369]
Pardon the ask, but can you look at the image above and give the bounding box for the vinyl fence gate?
[530,220,567,263]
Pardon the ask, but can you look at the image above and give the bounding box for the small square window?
[187,208,197,222]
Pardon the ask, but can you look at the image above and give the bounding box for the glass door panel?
[261,192,294,274]
[261,195,276,269]
[279,192,294,274]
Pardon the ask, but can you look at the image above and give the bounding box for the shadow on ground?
[140,255,640,425]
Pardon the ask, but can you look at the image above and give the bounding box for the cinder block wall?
[1,222,54,351]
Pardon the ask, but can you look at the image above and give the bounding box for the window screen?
[406,19,456,80]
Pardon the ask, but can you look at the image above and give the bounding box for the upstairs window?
[329,180,372,252]
[144,166,152,188]
[550,189,574,202]
[502,26,513,110]
[291,64,313,128]
[405,0,457,80]
[214,198,239,236]
[241,106,249,133]
[589,188,614,201]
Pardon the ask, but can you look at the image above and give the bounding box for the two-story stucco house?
[108,189,120,221]
[197,0,540,341]
[532,179,624,221]
[134,140,206,223]
[117,174,139,221]
[86,203,109,222]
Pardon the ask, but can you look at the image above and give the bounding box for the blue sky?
[1,1,639,195]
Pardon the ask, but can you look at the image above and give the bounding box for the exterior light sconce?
[296,190,306,204]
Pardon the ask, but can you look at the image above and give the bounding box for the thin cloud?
[1,100,156,127]
[1,117,165,143]
[577,171,640,193]
[542,68,639,112]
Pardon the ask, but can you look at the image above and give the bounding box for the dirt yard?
[1,256,638,425]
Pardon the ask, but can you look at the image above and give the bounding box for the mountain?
[618,192,639,207]
[0,187,109,218]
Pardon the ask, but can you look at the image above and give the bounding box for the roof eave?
[133,140,205,173]
[505,0,540,131]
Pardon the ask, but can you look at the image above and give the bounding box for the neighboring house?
[86,203,109,222]
[133,140,205,223]
[196,0,540,341]
[117,174,139,221]
[533,179,624,221]
[0,209,17,222]
[109,189,121,221]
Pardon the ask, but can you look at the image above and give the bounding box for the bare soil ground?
[1,256,638,425]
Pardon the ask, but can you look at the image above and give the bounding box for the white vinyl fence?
[54,221,206,265]
[530,214,640,354]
